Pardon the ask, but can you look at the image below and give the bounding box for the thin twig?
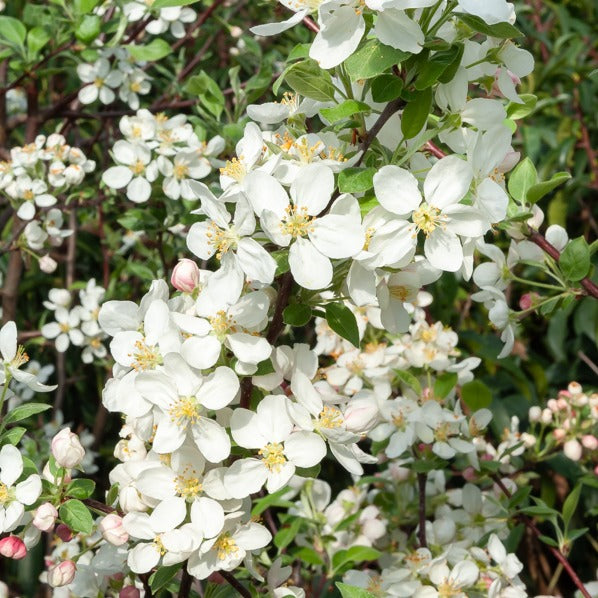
[219,571,251,598]
[492,475,591,598]
[417,472,427,548]
[179,568,193,598]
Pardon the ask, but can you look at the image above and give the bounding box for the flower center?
[412,203,444,236]
[317,405,343,429]
[130,160,146,176]
[22,190,34,201]
[258,442,286,472]
[173,163,189,180]
[168,396,201,429]
[280,205,315,238]
[363,226,375,251]
[175,473,203,500]
[129,340,162,371]
[0,483,11,504]
[392,412,406,430]
[437,580,462,597]
[220,158,246,182]
[130,81,142,93]
[94,77,105,88]
[279,91,298,110]
[153,535,167,556]
[206,223,240,259]
[214,532,239,560]
[11,346,29,369]
[209,311,237,340]
[59,323,70,333]
[389,284,410,302]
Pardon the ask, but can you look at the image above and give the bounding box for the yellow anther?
[412,203,445,236]
[214,532,239,560]
[258,442,286,472]
[318,405,343,429]
[168,396,201,429]
[280,205,315,238]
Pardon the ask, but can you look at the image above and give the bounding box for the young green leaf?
[59,499,94,534]
[3,403,51,425]
[284,60,336,101]
[559,237,591,281]
[401,87,432,139]
[325,303,360,347]
[508,157,538,203]
[344,40,408,81]
[460,380,492,410]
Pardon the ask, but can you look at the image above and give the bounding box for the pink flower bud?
[553,428,566,442]
[170,259,200,293]
[99,514,129,546]
[55,524,73,542]
[51,428,85,469]
[547,399,558,412]
[120,587,141,598]
[39,254,58,274]
[556,398,568,411]
[0,536,27,559]
[47,560,76,587]
[563,439,583,461]
[519,293,534,310]
[582,435,598,451]
[33,502,58,532]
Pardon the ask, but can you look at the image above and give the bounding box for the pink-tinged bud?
[519,293,534,310]
[462,467,476,482]
[343,399,378,433]
[55,524,73,542]
[120,587,141,598]
[33,502,58,532]
[582,435,598,451]
[51,428,85,469]
[563,439,583,462]
[47,560,76,587]
[547,399,559,412]
[99,514,129,546]
[170,259,200,293]
[594,464,598,477]
[0,536,27,560]
[556,398,568,411]
[39,254,58,274]
[540,408,552,424]
[568,382,583,396]
[553,428,566,442]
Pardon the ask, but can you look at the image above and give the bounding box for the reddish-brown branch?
[529,232,598,299]
[302,16,320,33]
[492,475,591,598]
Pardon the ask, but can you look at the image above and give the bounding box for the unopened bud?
[99,514,129,546]
[568,382,582,395]
[563,439,583,461]
[39,254,58,273]
[0,536,27,559]
[120,587,141,598]
[51,428,85,469]
[33,502,58,532]
[47,560,76,587]
[581,435,598,451]
[528,406,541,422]
[170,259,199,293]
[553,428,566,442]
[55,524,73,542]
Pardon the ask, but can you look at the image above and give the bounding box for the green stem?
[509,274,565,291]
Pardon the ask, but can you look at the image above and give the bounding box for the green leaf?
[371,74,404,102]
[526,172,571,205]
[458,13,523,38]
[325,303,360,347]
[292,546,324,565]
[506,94,537,119]
[283,304,312,327]
[152,0,200,7]
[538,534,559,548]
[508,486,532,509]
[507,157,537,203]
[251,487,295,517]
[27,27,51,54]
[0,427,26,446]
[559,236,591,282]
[0,17,27,46]
[127,39,172,62]
[74,0,102,14]
[3,403,51,425]
[149,564,182,591]
[344,40,408,81]
[336,582,378,598]
[274,518,302,550]
[320,100,371,123]
[393,369,422,395]
[76,15,101,44]
[401,87,432,139]
[284,60,336,101]
[66,479,96,500]
[185,71,225,119]
[253,358,275,376]
[433,372,458,399]
[415,45,464,90]
[126,261,155,280]
[333,546,381,573]
[460,380,492,410]
[562,484,582,529]
[338,167,376,193]
[59,499,94,534]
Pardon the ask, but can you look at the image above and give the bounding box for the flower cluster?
[102,110,224,202]
[41,280,107,362]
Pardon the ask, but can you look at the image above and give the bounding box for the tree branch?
[417,472,427,548]
[219,571,251,598]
